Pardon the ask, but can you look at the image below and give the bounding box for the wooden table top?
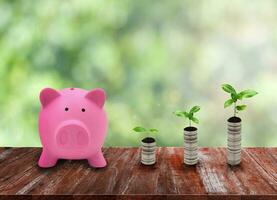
[0,147,276,200]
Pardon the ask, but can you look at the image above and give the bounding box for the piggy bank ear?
[40,88,60,108]
[85,88,106,108]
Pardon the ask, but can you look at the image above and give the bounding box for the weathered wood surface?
[0,147,276,200]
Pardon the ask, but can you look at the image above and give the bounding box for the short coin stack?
[227,119,241,165]
[184,127,198,165]
[141,137,156,165]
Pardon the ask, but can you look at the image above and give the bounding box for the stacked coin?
[184,127,198,165]
[141,137,156,165]
[227,119,241,165]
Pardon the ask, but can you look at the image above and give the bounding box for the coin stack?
[227,120,241,165]
[184,127,198,165]
[141,137,156,165]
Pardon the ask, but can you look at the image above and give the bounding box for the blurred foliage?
[0,0,276,147]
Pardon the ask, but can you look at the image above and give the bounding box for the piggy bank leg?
[38,149,58,168]
[88,151,107,168]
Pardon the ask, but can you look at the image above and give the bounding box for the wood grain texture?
[0,147,276,200]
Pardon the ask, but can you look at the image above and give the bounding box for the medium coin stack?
[227,119,241,165]
[141,137,156,165]
[184,127,198,165]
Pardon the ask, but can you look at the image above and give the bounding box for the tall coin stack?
[141,137,156,165]
[184,127,198,165]
[227,119,241,165]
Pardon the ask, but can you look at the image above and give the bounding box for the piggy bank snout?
[56,121,89,148]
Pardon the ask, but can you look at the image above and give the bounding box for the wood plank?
[0,148,47,194]
[196,148,277,195]
[93,148,140,194]
[244,148,277,192]
[245,148,277,182]
[158,147,205,194]
[0,148,36,165]
[197,148,229,194]
[67,148,134,194]
[28,148,109,194]
[0,147,275,199]
[116,147,167,194]
[238,148,276,194]
[0,194,275,200]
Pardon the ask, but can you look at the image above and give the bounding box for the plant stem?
[189,120,191,127]
[234,102,236,117]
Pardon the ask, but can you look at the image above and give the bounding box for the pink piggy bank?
[38,87,108,168]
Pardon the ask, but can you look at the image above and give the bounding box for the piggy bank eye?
[82,108,86,112]
[65,107,69,111]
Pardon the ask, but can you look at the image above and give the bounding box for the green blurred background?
[0,0,276,147]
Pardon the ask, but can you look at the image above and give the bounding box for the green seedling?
[221,83,258,117]
[173,106,201,127]
[133,126,158,138]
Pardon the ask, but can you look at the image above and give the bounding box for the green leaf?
[187,112,193,120]
[183,112,190,117]
[238,90,258,99]
[224,99,234,108]
[149,128,158,133]
[236,105,247,111]
[231,93,238,102]
[133,126,147,132]
[237,93,243,100]
[173,111,191,119]
[221,84,236,94]
[190,106,200,113]
[191,117,199,124]
[173,110,186,117]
